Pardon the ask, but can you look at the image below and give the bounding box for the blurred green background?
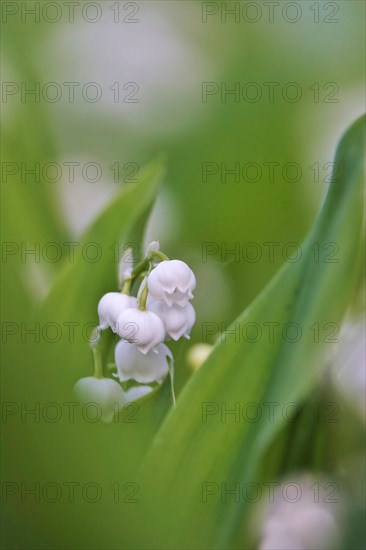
[1,1,365,548]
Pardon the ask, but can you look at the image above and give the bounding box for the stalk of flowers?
[74,241,196,421]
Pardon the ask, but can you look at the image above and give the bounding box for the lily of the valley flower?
[97,292,136,331]
[149,300,195,340]
[147,259,196,307]
[115,341,172,383]
[79,247,196,408]
[115,307,165,354]
[74,376,126,423]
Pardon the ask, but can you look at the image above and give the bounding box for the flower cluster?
[74,242,196,420]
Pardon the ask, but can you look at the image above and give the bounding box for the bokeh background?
[1,1,365,548]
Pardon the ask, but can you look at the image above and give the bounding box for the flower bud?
[149,301,195,340]
[115,308,165,354]
[145,240,160,257]
[74,376,126,423]
[115,341,172,383]
[97,293,136,331]
[186,343,213,370]
[147,260,196,307]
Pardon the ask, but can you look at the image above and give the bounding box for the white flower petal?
[115,308,165,354]
[97,292,135,331]
[147,260,196,306]
[115,341,172,383]
[149,301,195,341]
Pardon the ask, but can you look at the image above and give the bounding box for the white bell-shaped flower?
[147,260,196,307]
[149,300,195,340]
[97,293,136,331]
[115,341,172,383]
[115,308,165,354]
[74,376,126,423]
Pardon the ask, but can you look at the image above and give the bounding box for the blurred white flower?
[149,300,195,340]
[115,341,172,383]
[74,376,125,423]
[56,156,119,237]
[97,292,136,331]
[50,5,215,135]
[186,343,213,371]
[115,308,165,354]
[258,475,341,550]
[148,260,196,307]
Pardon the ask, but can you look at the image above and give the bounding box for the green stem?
[92,344,104,379]
[121,277,132,295]
[137,279,149,311]
[167,356,176,407]
[151,250,169,262]
[120,248,168,307]
[131,257,150,278]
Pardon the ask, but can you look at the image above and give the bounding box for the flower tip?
[146,240,160,256]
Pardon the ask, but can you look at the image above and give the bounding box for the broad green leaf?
[2,26,68,249]
[125,116,365,549]
[1,159,171,549]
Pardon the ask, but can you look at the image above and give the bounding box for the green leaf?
[2,27,69,249]
[2,159,171,549]
[125,116,365,549]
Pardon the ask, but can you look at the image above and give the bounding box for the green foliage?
[123,116,365,549]
[2,7,365,546]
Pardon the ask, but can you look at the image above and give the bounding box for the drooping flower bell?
[97,292,137,332]
[74,376,126,423]
[115,307,165,354]
[147,260,196,307]
[149,300,196,340]
[115,341,172,383]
